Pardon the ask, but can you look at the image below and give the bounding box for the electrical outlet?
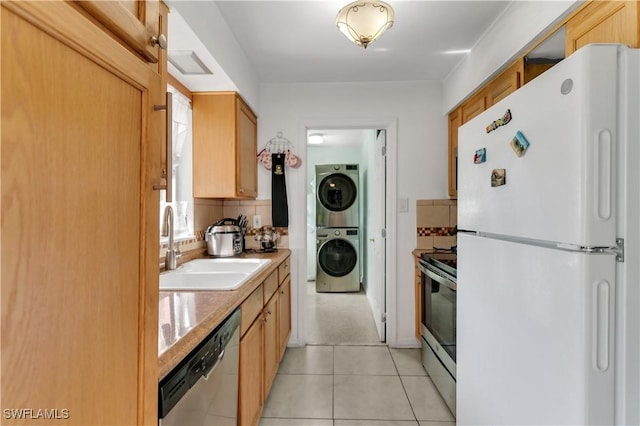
[253,215,262,228]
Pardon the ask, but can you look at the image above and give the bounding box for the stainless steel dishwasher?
[159,308,241,426]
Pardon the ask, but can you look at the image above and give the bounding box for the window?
[160,85,194,240]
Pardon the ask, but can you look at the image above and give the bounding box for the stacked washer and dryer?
[315,164,360,292]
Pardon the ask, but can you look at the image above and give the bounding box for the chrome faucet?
[161,205,180,270]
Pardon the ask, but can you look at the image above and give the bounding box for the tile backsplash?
[160,198,288,261]
[416,199,457,250]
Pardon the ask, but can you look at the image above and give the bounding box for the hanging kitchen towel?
[271,153,289,227]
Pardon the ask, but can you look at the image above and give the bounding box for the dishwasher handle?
[203,349,225,380]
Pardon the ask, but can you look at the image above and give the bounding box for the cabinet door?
[448,108,461,199]
[239,318,264,426]
[566,1,640,55]
[263,294,279,398]
[485,60,523,108]
[461,93,486,124]
[74,0,162,63]
[237,98,258,198]
[278,276,292,360]
[1,2,161,424]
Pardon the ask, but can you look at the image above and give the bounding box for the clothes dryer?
[316,164,359,227]
[316,228,360,292]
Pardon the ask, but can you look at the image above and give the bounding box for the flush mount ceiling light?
[336,1,394,49]
[308,133,324,145]
[168,51,213,75]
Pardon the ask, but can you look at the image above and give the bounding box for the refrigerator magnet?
[491,168,506,187]
[473,148,487,164]
[510,131,530,157]
[486,109,512,133]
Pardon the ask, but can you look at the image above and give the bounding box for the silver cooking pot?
[205,218,243,257]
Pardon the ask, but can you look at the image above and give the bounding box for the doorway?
[305,128,387,345]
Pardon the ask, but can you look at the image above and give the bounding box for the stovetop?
[421,247,457,271]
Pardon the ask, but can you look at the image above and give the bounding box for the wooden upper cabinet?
[448,108,461,199]
[460,93,486,124]
[74,0,163,63]
[485,59,523,108]
[192,92,258,199]
[566,1,640,55]
[1,2,162,424]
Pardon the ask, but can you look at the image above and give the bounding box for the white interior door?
[367,129,387,341]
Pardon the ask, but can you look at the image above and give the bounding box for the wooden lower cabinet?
[238,256,292,426]
[263,294,279,397]
[239,316,264,426]
[278,276,292,358]
[1,2,162,425]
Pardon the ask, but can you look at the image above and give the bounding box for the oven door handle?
[418,260,457,292]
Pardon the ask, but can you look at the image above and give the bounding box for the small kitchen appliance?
[254,226,280,252]
[457,44,639,425]
[205,219,242,257]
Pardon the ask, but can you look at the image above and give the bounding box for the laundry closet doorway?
[304,127,388,344]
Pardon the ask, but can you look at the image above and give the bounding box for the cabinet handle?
[150,34,168,50]
[280,289,284,295]
[153,92,173,202]
[239,188,245,194]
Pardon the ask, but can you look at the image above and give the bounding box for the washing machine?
[316,164,359,227]
[316,228,360,292]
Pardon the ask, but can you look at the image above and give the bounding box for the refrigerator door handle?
[593,279,611,372]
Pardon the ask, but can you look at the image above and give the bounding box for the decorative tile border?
[417,227,457,237]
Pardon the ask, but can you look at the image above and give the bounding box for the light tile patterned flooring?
[259,282,455,426]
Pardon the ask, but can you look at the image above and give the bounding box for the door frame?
[295,117,398,346]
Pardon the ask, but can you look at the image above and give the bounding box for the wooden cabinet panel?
[461,93,486,124]
[448,108,461,199]
[566,1,640,55]
[1,2,161,424]
[485,60,523,108]
[237,100,258,197]
[278,255,291,284]
[74,0,162,63]
[263,271,279,305]
[193,92,258,199]
[241,284,263,336]
[278,276,292,359]
[239,317,264,426]
[263,295,279,398]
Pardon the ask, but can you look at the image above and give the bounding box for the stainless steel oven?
[418,252,456,415]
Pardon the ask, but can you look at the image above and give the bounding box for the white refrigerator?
[457,44,639,425]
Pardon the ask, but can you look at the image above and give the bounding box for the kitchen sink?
[159,258,271,291]
[178,258,271,274]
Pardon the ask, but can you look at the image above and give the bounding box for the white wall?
[443,0,582,113]
[167,1,261,111]
[258,81,446,347]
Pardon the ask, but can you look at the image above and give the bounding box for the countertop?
[158,249,291,380]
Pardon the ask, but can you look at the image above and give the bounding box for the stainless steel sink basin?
[159,258,271,291]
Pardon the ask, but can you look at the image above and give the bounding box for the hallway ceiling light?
[335,1,395,49]
[308,133,324,145]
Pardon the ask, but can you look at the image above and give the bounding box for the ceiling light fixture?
[308,133,324,145]
[168,51,213,75]
[336,1,395,49]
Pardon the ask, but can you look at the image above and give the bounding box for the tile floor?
[259,281,455,425]
[259,345,455,426]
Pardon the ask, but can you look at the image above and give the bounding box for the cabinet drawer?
[263,271,278,305]
[278,256,291,284]
[241,284,263,336]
